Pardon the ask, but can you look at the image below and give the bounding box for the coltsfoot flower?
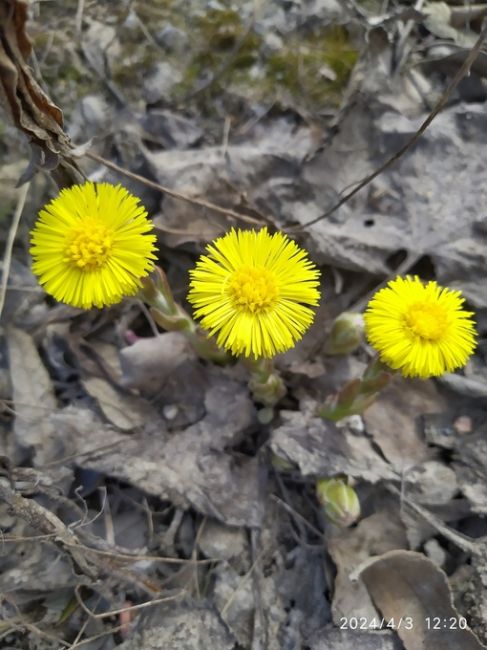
[187,228,320,358]
[30,182,158,309]
[364,275,476,379]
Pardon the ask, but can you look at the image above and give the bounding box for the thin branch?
[67,623,126,649]
[40,440,126,468]
[74,0,85,40]
[75,542,217,565]
[271,494,325,540]
[220,547,265,617]
[84,151,266,227]
[74,585,185,620]
[386,484,480,555]
[290,23,487,232]
[0,531,216,565]
[0,478,98,580]
[0,183,29,320]
[393,0,426,74]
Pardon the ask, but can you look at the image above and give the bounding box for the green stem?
[139,267,230,364]
[319,356,393,421]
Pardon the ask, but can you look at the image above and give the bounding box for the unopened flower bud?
[325,312,364,355]
[139,267,230,364]
[248,371,287,407]
[139,267,177,316]
[316,477,361,527]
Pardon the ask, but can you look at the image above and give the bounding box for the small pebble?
[257,407,274,425]
[453,415,473,435]
[163,404,179,420]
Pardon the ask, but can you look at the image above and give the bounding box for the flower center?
[64,219,114,271]
[403,302,448,340]
[228,265,278,313]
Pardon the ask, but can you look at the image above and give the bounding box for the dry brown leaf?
[82,376,158,432]
[359,550,487,650]
[50,372,262,527]
[119,333,197,395]
[363,378,445,470]
[6,326,58,463]
[328,510,408,624]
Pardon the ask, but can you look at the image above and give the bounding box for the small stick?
[0,183,29,321]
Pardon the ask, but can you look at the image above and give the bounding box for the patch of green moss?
[263,26,358,109]
[32,32,52,50]
[134,0,179,24]
[172,4,261,99]
[174,10,358,112]
[195,7,253,52]
[111,39,162,86]
[40,55,94,97]
[354,0,383,12]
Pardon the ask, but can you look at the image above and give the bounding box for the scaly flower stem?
[243,356,287,408]
[139,267,230,364]
[319,356,393,421]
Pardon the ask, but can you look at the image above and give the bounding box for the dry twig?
[84,151,267,227]
[0,183,29,321]
[74,585,185,620]
[0,477,99,579]
[290,23,487,231]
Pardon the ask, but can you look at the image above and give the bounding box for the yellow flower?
[30,182,158,309]
[364,275,476,378]
[187,228,320,358]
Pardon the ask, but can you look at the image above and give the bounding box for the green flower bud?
[271,452,295,471]
[139,267,177,316]
[324,312,364,355]
[316,477,361,527]
[249,372,286,407]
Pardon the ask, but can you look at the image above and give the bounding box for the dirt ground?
[1,1,487,648]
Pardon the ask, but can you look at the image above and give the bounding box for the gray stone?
[117,605,235,649]
[143,62,182,104]
[198,519,248,562]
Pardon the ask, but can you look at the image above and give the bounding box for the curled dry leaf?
[119,332,197,396]
[359,550,487,650]
[328,510,408,625]
[82,376,159,432]
[0,0,82,185]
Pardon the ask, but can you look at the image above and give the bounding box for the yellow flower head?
[364,275,476,379]
[187,228,321,358]
[30,182,158,309]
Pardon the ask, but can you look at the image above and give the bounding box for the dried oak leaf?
[0,0,82,185]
